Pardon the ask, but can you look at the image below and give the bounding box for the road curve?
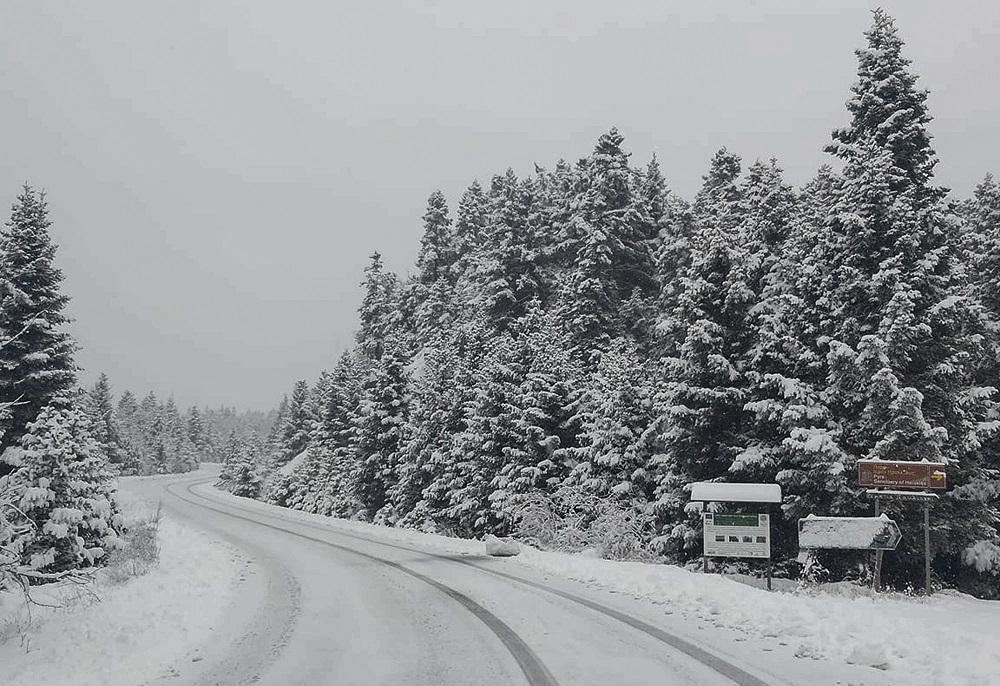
[128,469,781,686]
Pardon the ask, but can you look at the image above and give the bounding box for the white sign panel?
[703,513,771,558]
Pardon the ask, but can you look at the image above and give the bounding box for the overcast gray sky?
[1,1,998,411]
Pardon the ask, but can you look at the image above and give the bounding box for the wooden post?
[766,559,772,591]
[703,555,709,574]
[924,501,932,596]
[873,496,884,592]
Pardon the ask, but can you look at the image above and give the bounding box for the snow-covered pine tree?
[451,181,490,308]
[277,380,312,467]
[388,336,458,526]
[14,395,122,574]
[446,331,526,536]
[309,351,365,517]
[733,166,841,563]
[489,307,582,526]
[357,252,402,362]
[351,337,411,522]
[476,171,547,331]
[86,373,126,471]
[416,315,491,531]
[218,432,264,499]
[652,149,756,559]
[114,390,143,475]
[0,187,77,458]
[262,380,313,505]
[816,10,1000,588]
[565,340,660,511]
[186,406,211,461]
[557,130,656,362]
[407,191,462,344]
[163,397,198,473]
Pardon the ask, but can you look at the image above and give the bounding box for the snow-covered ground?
[0,484,246,686]
[196,480,1000,686]
[3,471,997,686]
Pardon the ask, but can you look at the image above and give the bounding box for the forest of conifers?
[216,11,1000,596]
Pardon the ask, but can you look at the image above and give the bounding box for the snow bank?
[511,548,999,686]
[0,497,244,686]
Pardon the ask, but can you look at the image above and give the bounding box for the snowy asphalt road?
[124,469,782,686]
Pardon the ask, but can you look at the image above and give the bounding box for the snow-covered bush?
[0,474,33,591]
[514,486,652,561]
[105,503,161,584]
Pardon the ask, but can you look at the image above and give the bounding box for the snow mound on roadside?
[0,511,244,686]
[484,534,520,557]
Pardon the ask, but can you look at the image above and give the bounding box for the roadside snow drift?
[0,497,244,686]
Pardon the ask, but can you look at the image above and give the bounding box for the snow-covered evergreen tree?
[816,10,999,586]
[557,129,656,360]
[86,373,126,471]
[351,338,411,522]
[0,187,77,457]
[357,253,402,362]
[14,396,122,573]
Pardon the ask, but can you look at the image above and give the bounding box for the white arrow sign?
[798,514,902,550]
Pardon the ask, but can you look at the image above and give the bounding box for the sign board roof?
[690,482,781,503]
[857,460,946,490]
[798,514,902,550]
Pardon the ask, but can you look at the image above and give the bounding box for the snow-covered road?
[131,468,780,686]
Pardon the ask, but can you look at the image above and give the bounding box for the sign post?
[858,460,946,596]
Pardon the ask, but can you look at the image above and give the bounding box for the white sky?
[1,1,998,410]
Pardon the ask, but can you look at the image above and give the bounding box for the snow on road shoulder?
[198,481,1000,686]
[0,491,245,686]
[512,547,1000,686]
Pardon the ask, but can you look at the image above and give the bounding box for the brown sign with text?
[858,461,946,490]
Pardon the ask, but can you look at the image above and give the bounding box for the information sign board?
[703,513,770,559]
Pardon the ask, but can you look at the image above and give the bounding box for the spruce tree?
[15,396,122,573]
[0,187,77,456]
[275,380,312,467]
[816,10,999,587]
[86,373,126,470]
[478,171,545,330]
[558,130,656,360]
[351,338,410,521]
[356,253,401,361]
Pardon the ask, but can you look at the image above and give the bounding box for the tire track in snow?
[152,483,303,686]
[180,476,780,686]
[166,480,560,686]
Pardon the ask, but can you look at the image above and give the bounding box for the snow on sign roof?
[689,482,782,503]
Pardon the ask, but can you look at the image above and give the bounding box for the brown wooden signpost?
[858,460,946,595]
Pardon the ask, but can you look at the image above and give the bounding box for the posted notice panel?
[703,513,771,559]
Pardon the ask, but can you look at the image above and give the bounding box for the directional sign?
[798,514,902,550]
[857,460,946,490]
[703,513,771,558]
[865,489,939,502]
